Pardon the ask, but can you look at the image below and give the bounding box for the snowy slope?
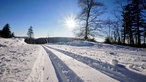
[45,41,146,82]
[0,38,58,82]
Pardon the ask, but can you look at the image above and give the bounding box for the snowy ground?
[0,38,146,82]
[43,46,118,82]
[44,41,146,82]
[0,38,58,82]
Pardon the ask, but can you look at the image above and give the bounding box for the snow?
[44,40,146,82]
[44,46,118,82]
[41,48,58,82]
[0,38,146,82]
[0,38,58,82]
[57,41,95,46]
[48,41,146,75]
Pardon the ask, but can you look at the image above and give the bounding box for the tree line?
[0,24,47,44]
[121,0,146,46]
[75,0,146,47]
[104,0,146,47]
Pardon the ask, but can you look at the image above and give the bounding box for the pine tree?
[131,0,144,45]
[27,26,34,39]
[122,0,145,46]
[122,3,134,44]
[143,23,146,44]
[26,26,34,44]
[1,24,12,38]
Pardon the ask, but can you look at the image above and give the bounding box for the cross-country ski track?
[43,44,146,82]
[43,45,119,82]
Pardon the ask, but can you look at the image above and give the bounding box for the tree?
[112,20,121,43]
[143,23,146,44]
[103,19,114,38]
[26,26,34,44]
[27,26,34,39]
[11,32,15,37]
[111,0,129,44]
[141,0,146,44]
[103,18,122,44]
[77,0,104,40]
[1,24,12,38]
[131,0,145,45]
[0,30,2,37]
[121,0,145,46]
[142,0,146,9]
[122,3,134,44]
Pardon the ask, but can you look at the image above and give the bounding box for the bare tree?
[76,0,104,40]
[103,19,114,38]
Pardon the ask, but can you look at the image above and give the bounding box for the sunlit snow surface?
[45,40,146,82]
[0,38,58,82]
[0,38,146,82]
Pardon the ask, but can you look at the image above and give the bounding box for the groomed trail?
[43,45,118,82]
[42,41,146,82]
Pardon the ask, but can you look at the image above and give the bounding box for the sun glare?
[64,15,77,30]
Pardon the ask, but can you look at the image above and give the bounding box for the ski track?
[43,45,118,82]
[43,46,83,82]
[45,45,146,82]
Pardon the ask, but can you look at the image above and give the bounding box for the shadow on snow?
[43,46,83,82]
[46,46,146,82]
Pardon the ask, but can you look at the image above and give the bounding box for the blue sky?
[0,0,115,40]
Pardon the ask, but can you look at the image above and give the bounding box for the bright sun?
[64,15,77,30]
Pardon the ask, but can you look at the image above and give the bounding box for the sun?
[64,15,77,30]
[66,19,76,28]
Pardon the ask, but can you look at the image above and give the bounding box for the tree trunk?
[84,1,92,40]
[144,36,146,44]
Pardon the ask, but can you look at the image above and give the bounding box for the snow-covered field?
[0,38,57,82]
[48,41,146,74]
[0,38,146,82]
[44,41,146,82]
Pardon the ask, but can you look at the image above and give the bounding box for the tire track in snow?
[46,45,146,82]
[43,46,83,82]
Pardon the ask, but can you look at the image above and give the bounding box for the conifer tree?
[27,26,34,39]
[1,24,12,38]
[122,0,145,46]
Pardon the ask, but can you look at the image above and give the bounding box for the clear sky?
[0,0,115,40]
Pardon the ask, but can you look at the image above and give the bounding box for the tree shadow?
[115,64,146,82]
